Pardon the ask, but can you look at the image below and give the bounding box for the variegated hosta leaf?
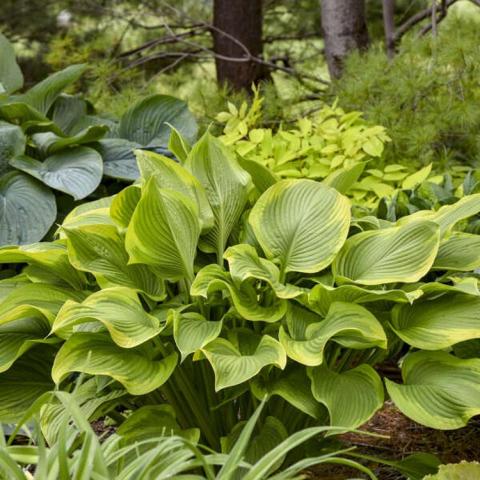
[168,125,191,163]
[191,264,286,322]
[52,332,177,395]
[171,310,222,361]
[385,351,480,429]
[64,224,165,300]
[417,278,480,297]
[250,179,351,275]
[391,294,480,350]
[125,177,200,281]
[185,133,251,258]
[279,302,387,366]
[308,283,422,317]
[0,242,85,289]
[110,185,141,230]
[333,221,440,285]
[433,232,480,271]
[52,287,163,348]
[135,150,213,232]
[202,335,286,390]
[308,364,384,429]
[224,244,306,299]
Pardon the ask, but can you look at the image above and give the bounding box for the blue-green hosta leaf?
[391,294,480,350]
[31,125,108,155]
[250,179,351,275]
[118,94,198,147]
[171,311,222,361]
[308,283,422,317]
[10,146,103,200]
[309,364,384,429]
[110,185,141,229]
[0,32,23,94]
[0,121,25,175]
[52,287,163,348]
[202,335,286,390]
[423,461,480,480]
[136,150,214,232]
[95,138,141,181]
[125,177,200,281]
[52,332,177,395]
[50,94,88,134]
[0,171,56,245]
[117,405,200,442]
[333,221,440,285]
[167,125,191,163]
[64,224,165,299]
[185,133,251,258]
[224,244,306,299]
[433,232,480,271]
[191,264,287,322]
[279,302,387,366]
[385,351,480,429]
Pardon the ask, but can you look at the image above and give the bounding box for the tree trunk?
[212,0,267,92]
[382,0,396,58]
[320,0,370,79]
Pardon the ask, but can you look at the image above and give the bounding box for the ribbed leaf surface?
[433,232,480,271]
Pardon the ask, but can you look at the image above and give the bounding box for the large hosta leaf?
[333,221,440,285]
[0,171,56,245]
[52,287,163,348]
[185,133,251,259]
[10,146,103,200]
[391,294,480,350]
[0,32,23,94]
[64,224,165,299]
[95,138,141,181]
[191,264,286,322]
[118,94,198,147]
[202,335,286,390]
[50,94,88,134]
[0,121,25,174]
[110,185,141,229]
[385,351,480,429]
[433,232,480,271]
[250,179,350,275]
[126,177,200,281]
[279,302,387,366]
[309,364,384,429]
[52,332,177,395]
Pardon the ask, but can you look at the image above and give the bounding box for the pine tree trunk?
[320,0,370,79]
[212,0,268,92]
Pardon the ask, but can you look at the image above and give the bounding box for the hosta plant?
[0,32,197,246]
[1,132,480,452]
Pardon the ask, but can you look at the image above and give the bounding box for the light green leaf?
[237,156,278,194]
[323,162,366,194]
[309,364,384,429]
[433,232,480,271]
[279,302,387,366]
[385,351,480,429]
[185,132,251,259]
[10,146,103,200]
[110,185,141,229]
[202,335,286,390]
[52,332,177,395]
[424,461,480,480]
[250,179,351,275]
[391,294,480,350]
[0,121,25,175]
[64,224,165,299]
[167,125,191,163]
[402,164,432,189]
[0,171,56,245]
[52,287,163,348]
[171,311,222,361]
[125,177,200,281]
[0,32,23,94]
[333,221,440,285]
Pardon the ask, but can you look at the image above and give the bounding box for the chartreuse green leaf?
[424,461,480,480]
[126,177,200,281]
[52,332,177,395]
[386,351,480,429]
[309,364,384,429]
[322,162,366,194]
[250,179,350,276]
[391,294,480,350]
[224,244,306,299]
[279,302,386,366]
[0,32,23,93]
[135,150,214,232]
[237,156,278,194]
[168,125,191,163]
[110,185,141,229]
[64,224,165,299]
[433,232,480,271]
[191,264,286,322]
[308,283,422,316]
[202,334,286,390]
[52,287,163,348]
[185,132,251,259]
[418,277,480,296]
[333,221,440,285]
[171,310,222,361]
